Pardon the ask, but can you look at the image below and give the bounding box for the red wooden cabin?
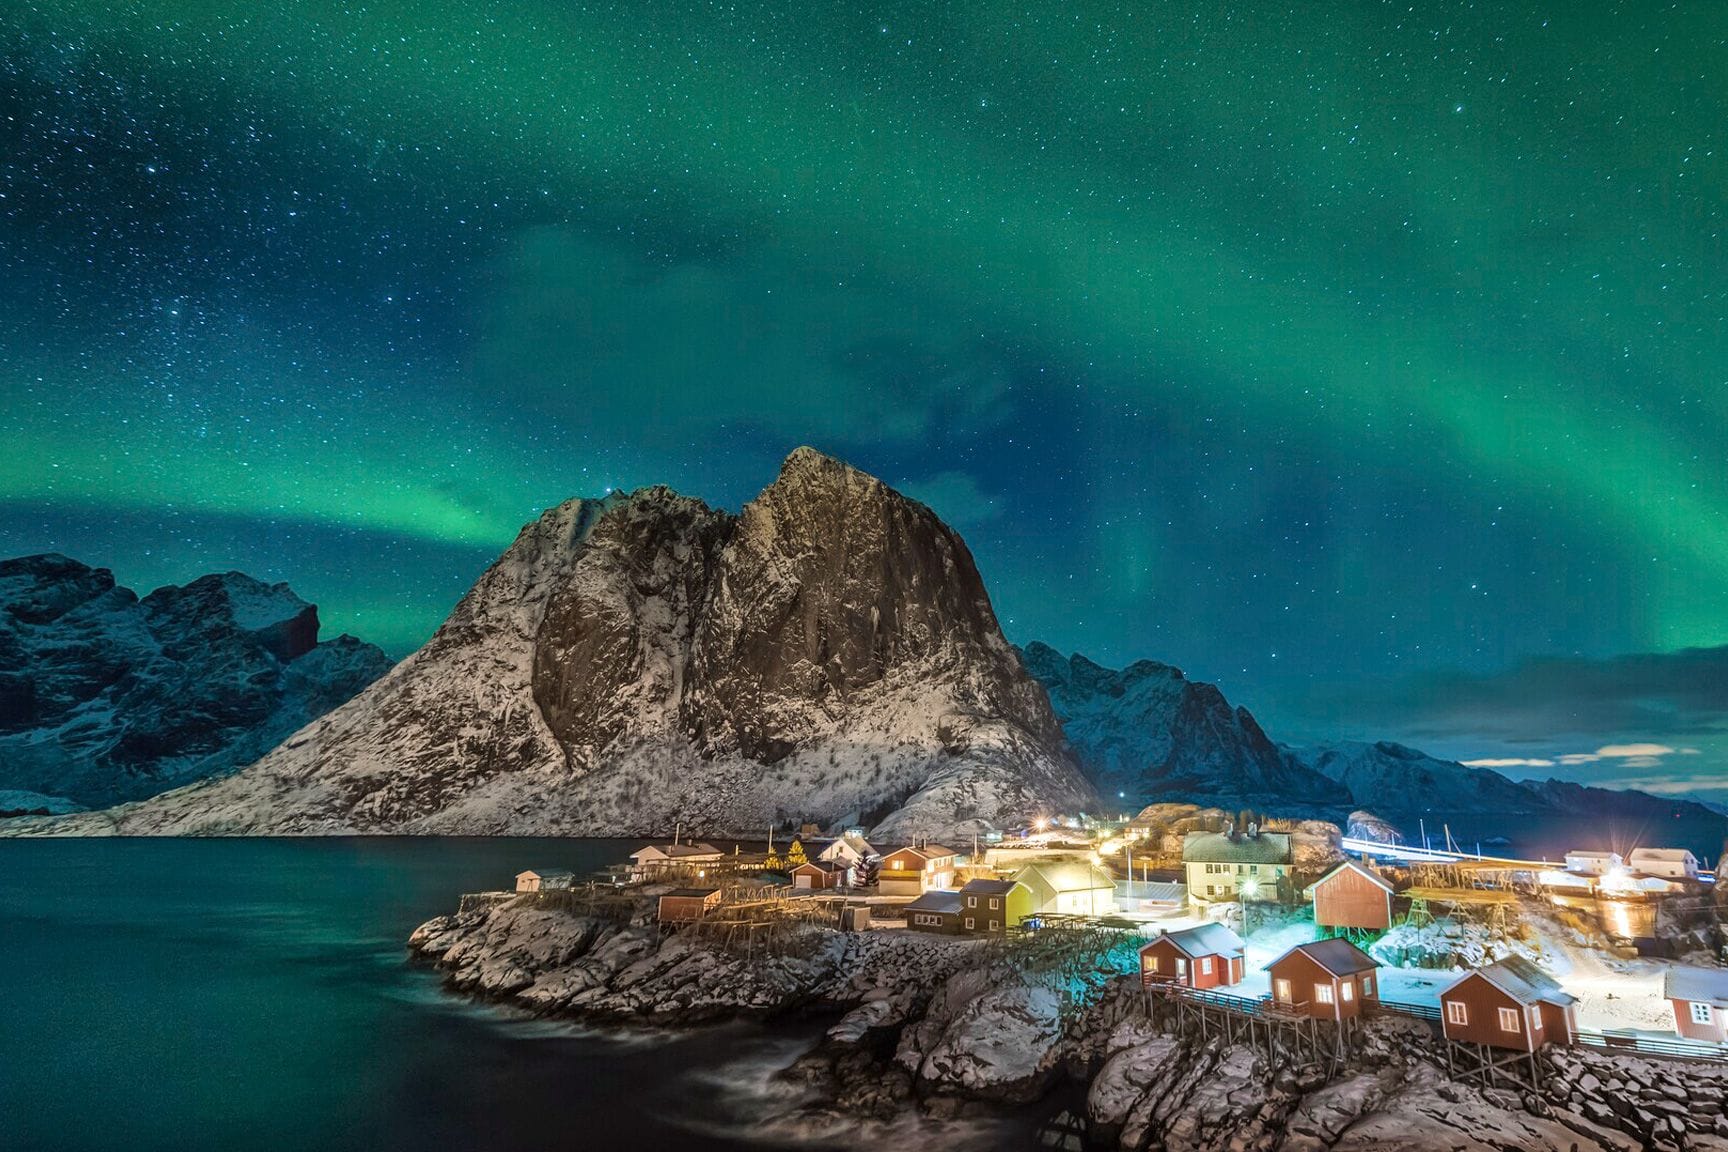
[1139,923,1246,990]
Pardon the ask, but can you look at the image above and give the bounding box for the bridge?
[1341,836,1716,884]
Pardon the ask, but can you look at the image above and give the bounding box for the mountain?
[0,554,392,807]
[29,449,1094,838]
[1288,740,1724,824]
[1018,641,1351,813]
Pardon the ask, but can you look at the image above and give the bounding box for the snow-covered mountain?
[0,554,391,807]
[1286,740,1723,823]
[1018,641,1351,813]
[31,449,1095,838]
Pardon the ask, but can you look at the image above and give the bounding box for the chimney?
[1248,823,1259,840]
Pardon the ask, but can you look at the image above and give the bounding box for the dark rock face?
[0,554,392,806]
[50,449,1093,837]
[1019,640,1350,812]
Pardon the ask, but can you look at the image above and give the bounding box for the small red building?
[1440,957,1577,1051]
[1267,939,1381,1021]
[1666,967,1728,1043]
[1140,923,1246,990]
[1305,860,1394,933]
[657,887,722,923]
[791,860,846,889]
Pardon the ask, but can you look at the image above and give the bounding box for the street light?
[1239,878,1259,936]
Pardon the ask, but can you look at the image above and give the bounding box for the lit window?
[1691,1002,1714,1025]
[1446,1001,1468,1026]
[1499,1008,1521,1033]
[1148,955,1160,973]
[1316,984,1335,1004]
[1341,981,1355,1002]
[1274,979,1292,1002]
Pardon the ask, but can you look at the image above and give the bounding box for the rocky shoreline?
[411,893,1728,1151]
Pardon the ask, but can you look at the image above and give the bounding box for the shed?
[791,860,846,890]
[1628,847,1699,881]
[1439,957,1577,1051]
[1665,967,1728,1043]
[1267,939,1381,1021]
[1140,923,1246,990]
[1563,850,1623,877]
[515,868,575,893]
[903,889,963,934]
[878,845,959,895]
[1305,860,1394,932]
[957,878,1034,934]
[657,887,722,923]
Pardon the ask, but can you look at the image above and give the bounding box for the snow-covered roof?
[633,842,723,860]
[1182,830,1293,865]
[887,844,960,861]
[1118,880,1186,903]
[516,867,575,879]
[1565,850,1621,860]
[1450,957,1577,1008]
[960,878,1022,896]
[1629,847,1697,863]
[1148,923,1245,960]
[1275,938,1379,977]
[1014,859,1116,895]
[904,890,963,914]
[1304,860,1393,898]
[1665,967,1728,1006]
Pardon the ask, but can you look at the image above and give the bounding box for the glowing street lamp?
[1239,878,1260,934]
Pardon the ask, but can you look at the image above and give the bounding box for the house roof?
[1148,923,1245,960]
[1118,880,1187,903]
[793,859,844,873]
[1304,860,1394,898]
[1629,847,1696,863]
[1182,830,1294,865]
[1014,859,1117,899]
[888,844,960,861]
[1276,938,1380,977]
[662,887,720,899]
[1664,967,1728,1006]
[904,890,963,915]
[960,878,1022,896]
[633,842,724,859]
[1564,850,1622,860]
[819,834,877,859]
[516,867,575,879]
[1453,957,1577,1007]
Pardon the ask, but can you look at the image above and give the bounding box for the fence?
[1379,998,1442,1023]
[1575,1028,1728,1064]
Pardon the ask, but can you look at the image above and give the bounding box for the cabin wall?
[1673,1000,1728,1043]
[1268,952,1376,1020]
[1441,974,1541,1052]
[1313,869,1392,931]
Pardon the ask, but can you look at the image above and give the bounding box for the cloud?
[1323,646,1728,744]
[1461,758,1555,768]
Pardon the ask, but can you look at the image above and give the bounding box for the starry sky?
[3,3,1725,797]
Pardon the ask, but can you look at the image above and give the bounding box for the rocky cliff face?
[35,449,1093,838]
[0,554,391,807]
[1019,641,1350,813]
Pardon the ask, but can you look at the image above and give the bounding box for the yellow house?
[1013,859,1118,916]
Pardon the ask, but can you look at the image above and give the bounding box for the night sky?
[3,4,1724,797]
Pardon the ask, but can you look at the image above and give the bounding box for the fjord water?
[0,838,830,1152]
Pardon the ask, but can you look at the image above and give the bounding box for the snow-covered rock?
[0,554,390,808]
[31,449,1093,839]
[1020,641,1350,813]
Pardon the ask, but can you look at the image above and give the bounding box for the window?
[1176,959,1188,978]
[1274,979,1292,1003]
[1362,976,1374,997]
[989,898,1000,910]
[1691,1002,1715,1025]
[1498,1008,1521,1033]
[964,917,974,930]
[966,897,976,908]
[1315,984,1335,1005]
[1446,1001,1468,1026]
[1341,981,1355,1002]
[989,920,1000,931]
[1200,958,1214,975]
[1147,955,1160,973]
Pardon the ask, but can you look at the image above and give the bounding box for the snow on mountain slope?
[1018,641,1350,813]
[29,450,1095,839]
[0,554,391,807]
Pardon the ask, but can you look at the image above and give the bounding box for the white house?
[1563,850,1623,876]
[1013,859,1118,916]
[1182,828,1293,905]
[1628,848,1700,881]
[630,841,725,876]
[818,832,878,868]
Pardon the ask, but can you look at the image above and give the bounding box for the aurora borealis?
[2,4,1724,792]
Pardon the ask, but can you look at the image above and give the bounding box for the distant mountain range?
[5,454,1719,840]
[0,554,391,808]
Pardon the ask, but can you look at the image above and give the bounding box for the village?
[498,802,1728,1075]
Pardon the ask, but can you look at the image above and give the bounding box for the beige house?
[1182,828,1292,905]
[515,868,575,892]
[630,841,724,877]
[878,845,959,895]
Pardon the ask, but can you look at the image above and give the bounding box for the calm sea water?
[0,838,1016,1152]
